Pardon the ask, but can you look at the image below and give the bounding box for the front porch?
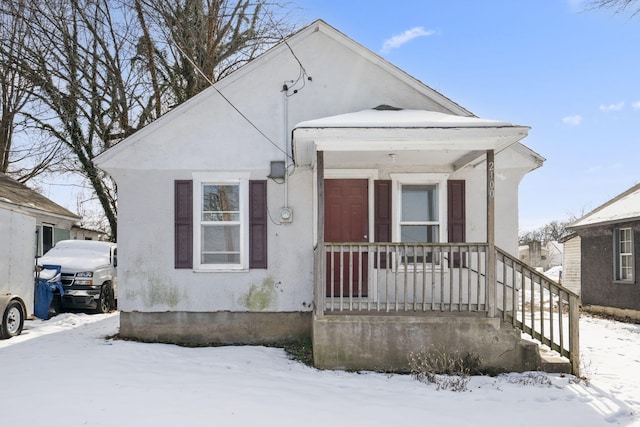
[312,242,580,374]
[293,106,579,375]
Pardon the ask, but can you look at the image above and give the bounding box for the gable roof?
[96,20,474,168]
[0,173,80,221]
[569,183,640,229]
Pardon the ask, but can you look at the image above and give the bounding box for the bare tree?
[588,0,640,16]
[0,0,296,241]
[0,0,155,240]
[0,3,63,180]
[519,215,583,245]
[138,0,297,104]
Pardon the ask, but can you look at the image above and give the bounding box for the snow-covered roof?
[292,106,531,166]
[295,107,516,129]
[570,183,640,229]
[0,173,80,221]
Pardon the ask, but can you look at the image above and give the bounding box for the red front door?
[324,179,369,297]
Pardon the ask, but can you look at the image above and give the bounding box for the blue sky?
[295,0,640,230]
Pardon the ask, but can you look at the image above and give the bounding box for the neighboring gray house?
[569,183,640,321]
[0,173,80,255]
[96,20,579,374]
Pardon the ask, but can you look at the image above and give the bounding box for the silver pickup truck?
[38,240,117,313]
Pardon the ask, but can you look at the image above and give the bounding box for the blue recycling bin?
[34,265,64,320]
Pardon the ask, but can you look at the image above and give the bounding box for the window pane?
[401,185,437,222]
[621,255,632,280]
[202,184,240,221]
[202,225,239,252]
[201,225,240,264]
[621,228,631,242]
[621,255,631,269]
[202,253,240,264]
[401,225,438,243]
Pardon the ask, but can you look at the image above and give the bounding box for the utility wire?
[173,42,293,161]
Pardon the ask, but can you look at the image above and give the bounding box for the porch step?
[539,348,571,374]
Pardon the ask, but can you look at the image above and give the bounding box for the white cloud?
[587,165,602,174]
[567,0,586,12]
[632,101,640,110]
[381,27,436,54]
[599,102,625,112]
[562,115,582,126]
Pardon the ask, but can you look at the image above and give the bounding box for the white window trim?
[388,173,449,272]
[614,227,634,283]
[192,172,250,271]
[389,173,449,244]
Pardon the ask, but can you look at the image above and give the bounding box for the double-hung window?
[400,184,439,244]
[193,173,249,270]
[391,173,448,267]
[614,227,634,282]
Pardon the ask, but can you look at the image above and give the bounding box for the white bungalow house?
[96,20,579,374]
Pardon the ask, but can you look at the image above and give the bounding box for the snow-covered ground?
[0,312,638,426]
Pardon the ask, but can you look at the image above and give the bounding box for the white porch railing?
[313,242,580,375]
[315,243,489,313]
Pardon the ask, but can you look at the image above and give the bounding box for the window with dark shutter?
[175,180,193,269]
[249,180,268,269]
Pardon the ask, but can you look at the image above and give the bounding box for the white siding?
[562,236,582,295]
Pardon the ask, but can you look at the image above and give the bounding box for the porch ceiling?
[292,108,530,169]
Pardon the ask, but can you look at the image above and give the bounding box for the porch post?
[486,149,496,317]
[315,150,325,316]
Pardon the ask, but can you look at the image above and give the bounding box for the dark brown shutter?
[447,180,466,267]
[374,180,392,242]
[175,180,193,269]
[374,180,391,268]
[249,180,268,269]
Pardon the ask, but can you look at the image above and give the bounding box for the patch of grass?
[281,336,314,366]
[408,348,482,392]
[505,371,554,387]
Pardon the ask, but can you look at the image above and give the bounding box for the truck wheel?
[96,283,114,314]
[1,301,25,338]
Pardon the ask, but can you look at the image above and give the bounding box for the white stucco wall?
[100,22,538,314]
[112,168,315,313]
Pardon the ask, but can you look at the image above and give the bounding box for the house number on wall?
[488,161,495,199]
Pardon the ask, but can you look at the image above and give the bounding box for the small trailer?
[0,206,36,338]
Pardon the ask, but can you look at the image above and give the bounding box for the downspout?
[283,87,290,209]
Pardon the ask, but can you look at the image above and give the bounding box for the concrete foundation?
[312,313,541,373]
[120,311,312,345]
[583,305,640,323]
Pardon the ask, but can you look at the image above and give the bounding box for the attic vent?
[373,104,403,111]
